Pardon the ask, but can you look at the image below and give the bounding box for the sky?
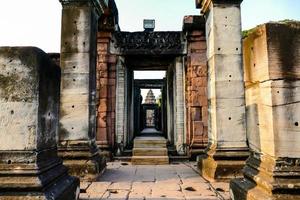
[0,0,299,99]
[0,0,299,53]
[134,71,166,99]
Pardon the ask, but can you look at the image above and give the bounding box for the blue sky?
[0,0,299,52]
[115,0,300,31]
[0,0,299,98]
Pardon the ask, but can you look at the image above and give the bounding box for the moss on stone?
[242,27,256,39]
[243,19,300,39]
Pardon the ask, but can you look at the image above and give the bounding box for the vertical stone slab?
[96,0,119,159]
[196,0,249,181]
[115,57,126,155]
[96,31,112,159]
[175,57,186,155]
[58,0,106,180]
[166,66,175,145]
[183,15,208,157]
[230,22,300,200]
[0,47,79,199]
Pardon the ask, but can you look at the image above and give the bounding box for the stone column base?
[97,141,113,161]
[197,146,249,181]
[230,152,300,200]
[0,150,79,200]
[59,140,106,181]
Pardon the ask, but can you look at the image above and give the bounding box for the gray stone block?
[0,47,79,200]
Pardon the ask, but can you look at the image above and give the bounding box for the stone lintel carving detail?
[113,31,184,55]
[134,79,165,89]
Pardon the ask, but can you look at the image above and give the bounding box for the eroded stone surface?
[0,47,79,199]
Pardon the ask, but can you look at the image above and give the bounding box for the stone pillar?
[0,47,79,199]
[115,57,126,155]
[96,31,112,158]
[107,54,117,152]
[230,22,300,200]
[175,57,186,155]
[183,15,208,156]
[59,0,106,180]
[196,0,249,180]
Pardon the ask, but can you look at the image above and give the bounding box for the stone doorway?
[115,54,186,156]
[134,79,166,138]
[112,30,187,156]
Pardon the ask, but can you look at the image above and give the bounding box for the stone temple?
[0,0,299,199]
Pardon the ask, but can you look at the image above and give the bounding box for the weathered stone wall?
[96,31,117,156]
[230,21,300,200]
[197,0,249,181]
[58,0,105,180]
[244,21,300,158]
[184,16,208,156]
[59,3,98,142]
[0,47,60,152]
[0,47,79,199]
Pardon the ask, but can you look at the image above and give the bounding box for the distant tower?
[145,89,156,104]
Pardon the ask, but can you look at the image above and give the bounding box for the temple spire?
[145,89,156,104]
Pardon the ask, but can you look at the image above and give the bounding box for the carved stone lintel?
[230,152,300,200]
[197,143,249,181]
[113,32,184,55]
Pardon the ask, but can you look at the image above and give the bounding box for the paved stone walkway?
[80,162,229,200]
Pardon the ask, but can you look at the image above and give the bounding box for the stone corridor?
[79,162,229,200]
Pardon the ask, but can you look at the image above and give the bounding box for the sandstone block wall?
[96,31,117,153]
[244,21,300,158]
[185,28,208,154]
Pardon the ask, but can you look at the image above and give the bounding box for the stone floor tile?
[181,176,207,184]
[131,181,154,196]
[103,190,130,200]
[109,181,132,190]
[79,193,90,200]
[134,166,156,182]
[87,182,111,194]
[185,196,220,200]
[100,167,136,182]
[79,162,223,200]
[81,181,92,192]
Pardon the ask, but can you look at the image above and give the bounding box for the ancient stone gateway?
[95,15,209,162]
[112,31,186,157]
[0,0,299,199]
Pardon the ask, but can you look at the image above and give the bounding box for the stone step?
[133,148,168,156]
[133,137,167,148]
[134,143,166,148]
[131,156,169,165]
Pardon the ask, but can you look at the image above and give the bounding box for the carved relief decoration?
[113,31,183,55]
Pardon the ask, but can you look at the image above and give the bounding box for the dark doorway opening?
[133,71,167,138]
